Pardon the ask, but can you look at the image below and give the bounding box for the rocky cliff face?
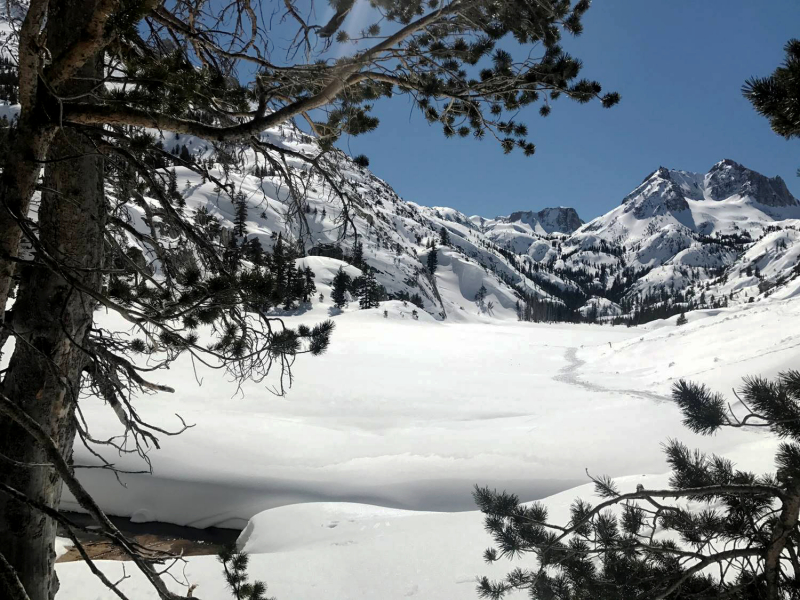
[504,207,584,234]
[705,159,797,207]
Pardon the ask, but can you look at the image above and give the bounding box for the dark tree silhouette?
[475,372,800,600]
[744,39,800,140]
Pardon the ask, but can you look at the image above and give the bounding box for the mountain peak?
[505,207,583,234]
[627,160,798,212]
[711,158,743,170]
[706,159,797,207]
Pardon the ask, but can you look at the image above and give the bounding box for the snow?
[55,537,74,561]
[19,92,797,600]
[56,476,672,600]
[0,14,791,598]
[54,287,800,598]
[66,310,640,525]
[57,471,779,599]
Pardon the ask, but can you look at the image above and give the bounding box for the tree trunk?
[765,482,800,600]
[0,120,55,327]
[0,0,56,324]
[0,125,105,600]
[0,1,105,598]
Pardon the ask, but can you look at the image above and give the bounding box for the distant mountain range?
[172,122,800,324]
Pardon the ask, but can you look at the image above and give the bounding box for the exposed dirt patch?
[56,511,240,563]
[57,534,223,562]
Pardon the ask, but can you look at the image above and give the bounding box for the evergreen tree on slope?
[302,266,317,303]
[331,267,351,308]
[427,244,439,274]
[234,191,248,238]
[440,226,451,247]
[359,268,382,309]
[351,241,364,269]
[475,284,488,310]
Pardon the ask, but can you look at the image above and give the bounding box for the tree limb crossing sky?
[339,0,800,221]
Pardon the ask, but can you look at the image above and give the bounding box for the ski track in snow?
[54,298,800,600]
[555,346,670,404]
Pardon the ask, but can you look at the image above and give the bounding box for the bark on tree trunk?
[765,482,800,600]
[0,1,105,598]
[0,128,105,600]
[0,125,104,600]
[0,0,55,323]
[0,121,55,325]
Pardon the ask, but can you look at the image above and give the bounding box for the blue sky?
[336,0,800,221]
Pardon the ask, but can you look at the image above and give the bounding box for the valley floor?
[56,297,800,599]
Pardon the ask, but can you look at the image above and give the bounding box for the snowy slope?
[45,133,800,599]
[52,128,800,600]
[152,125,574,323]
[64,290,797,529]
[158,129,800,326]
[56,295,799,599]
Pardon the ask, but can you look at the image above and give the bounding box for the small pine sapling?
[219,544,274,600]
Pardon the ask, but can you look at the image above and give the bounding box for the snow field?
[56,291,800,598]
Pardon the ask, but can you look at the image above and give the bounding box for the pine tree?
[302,266,316,303]
[475,371,800,600]
[359,268,382,309]
[475,284,488,310]
[179,144,192,163]
[351,240,364,268]
[331,267,351,308]
[284,260,302,310]
[440,226,451,246]
[353,154,370,168]
[219,544,274,600]
[744,39,800,140]
[269,233,291,305]
[243,237,265,266]
[167,168,180,205]
[234,191,248,238]
[427,244,438,274]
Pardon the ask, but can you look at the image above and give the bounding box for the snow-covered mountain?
[582,160,800,242]
[473,206,583,236]
[554,159,800,319]
[465,207,582,255]
[159,122,800,324]
[429,158,800,322]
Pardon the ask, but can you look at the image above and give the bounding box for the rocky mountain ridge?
[152,125,800,324]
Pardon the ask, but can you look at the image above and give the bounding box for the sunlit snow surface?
[41,125,800,599]
[57,291,799,599]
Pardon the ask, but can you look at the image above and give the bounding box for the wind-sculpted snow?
[56,296,800,598]
[56,124,800,597]
[66,290,799,526]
